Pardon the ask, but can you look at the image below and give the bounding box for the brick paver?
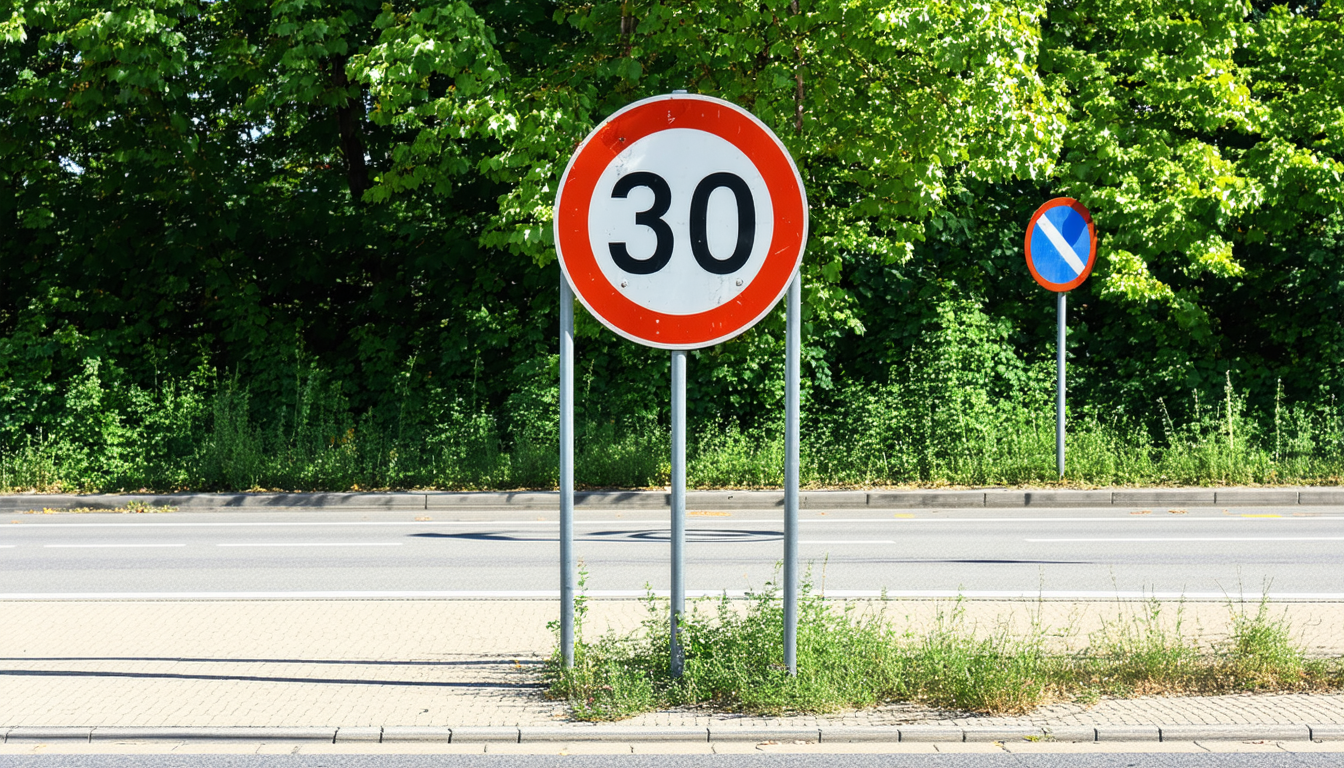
[1,599,1341,730]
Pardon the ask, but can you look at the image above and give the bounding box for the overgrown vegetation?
[543,587,1344,720]
[4,3,1344,493]
[2,354,1341,491]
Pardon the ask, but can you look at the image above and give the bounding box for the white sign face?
[554,93,808,350]
[586,128,775,316]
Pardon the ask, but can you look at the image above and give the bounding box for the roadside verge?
[3,487,1343,511]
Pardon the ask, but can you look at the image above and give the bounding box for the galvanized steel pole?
[783,274,801,676]
[1056,290,1066,479]
[559,278,576,668]
[670,349,687,677]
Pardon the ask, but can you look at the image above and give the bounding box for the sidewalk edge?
[3,487,1343,511]
[5,724,1340,744]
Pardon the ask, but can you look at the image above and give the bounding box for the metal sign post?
[1056,291,1066,479]
[670,350,687,676]
[783,273,801,675]
[554,93,808,678]
[559,278,576,667]
[1024,197,1096,481]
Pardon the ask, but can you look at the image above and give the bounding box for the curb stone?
[2,725,1340,744]
[1043,726,1097,743]
[1160,725,1310,742]
[1311,725,1344,741]
[4,487,1342,512]
[963,727,1046,743]
[4,727,93,742]
[333,727,382,743]
[445,726,520,743]
[519,727,708,743]
[1094,725,1162,742]
[892,726,964,742]
[707,727,820,743]
[817,726,903,743]
[1300,489,1344,505]
[378,726,450,743]
[802,491,867,509]
[1213,489,1301,507]
[86,727,338,742]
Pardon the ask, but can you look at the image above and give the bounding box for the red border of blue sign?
[1024,198,1096,293]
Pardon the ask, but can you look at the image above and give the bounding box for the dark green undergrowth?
[1,359,1342,492]
[543,587,1344,720]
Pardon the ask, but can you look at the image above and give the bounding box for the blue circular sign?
[1025,199,1096,292]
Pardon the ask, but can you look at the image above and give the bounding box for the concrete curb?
[3,487,1343,512]
[4,724,1342,744]
[89,727,339,742]
[1159,725,1310,741]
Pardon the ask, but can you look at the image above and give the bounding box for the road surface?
[2,506,1342,599]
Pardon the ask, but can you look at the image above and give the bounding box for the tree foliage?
[2,0,1342,466]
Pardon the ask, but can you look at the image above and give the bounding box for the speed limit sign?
[554,93,809,349]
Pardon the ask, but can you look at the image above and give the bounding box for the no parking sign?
[1025,198,1096,292]
[1024,197,1097,480]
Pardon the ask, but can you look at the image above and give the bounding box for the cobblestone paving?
[1,599,1341,729]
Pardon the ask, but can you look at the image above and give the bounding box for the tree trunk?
[330,56,370,203]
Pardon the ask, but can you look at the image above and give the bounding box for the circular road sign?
[554,93,808,350]
[1024,198,1097,292]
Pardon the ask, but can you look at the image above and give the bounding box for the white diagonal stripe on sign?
[1036,215,1086,276]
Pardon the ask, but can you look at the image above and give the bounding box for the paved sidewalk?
[1,599,1342,738]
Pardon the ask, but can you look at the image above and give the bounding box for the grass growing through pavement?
[543,587,1344,721]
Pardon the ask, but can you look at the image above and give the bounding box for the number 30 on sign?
[554,94,809,350]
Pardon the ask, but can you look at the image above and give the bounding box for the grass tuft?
[1222,599,1308,690]
[904,603,1057,714]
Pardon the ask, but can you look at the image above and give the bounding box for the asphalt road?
[2,506,1343,599]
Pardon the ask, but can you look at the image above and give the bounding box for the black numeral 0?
[607,171,755,275]
[689,172,755,275]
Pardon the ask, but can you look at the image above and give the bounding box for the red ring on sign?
[1024,197,1097,293]
[555,95,808,349]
